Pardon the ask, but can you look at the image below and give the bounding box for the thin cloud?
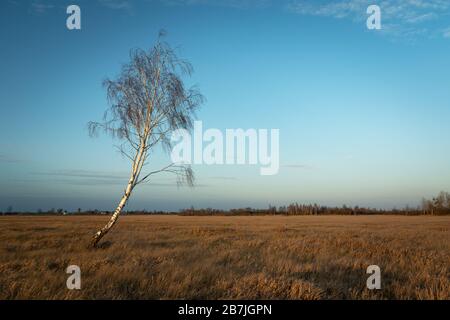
[405,12,436,23]
[287,0,450,40]
[8,0,21,6]
[140,182,210,187]
[47,178,126,186]
[152,0,450,40]
[0,154,21,163]
[158,0,271,9]
[443,27,450,38]
[62,179,197,187]
[31,170,128,180]
[98,0,132,10]
[344,154,354,160]
[28,169,208,187]
[30,1,54,14]
[282,164,315,169]
[209,176,238,180]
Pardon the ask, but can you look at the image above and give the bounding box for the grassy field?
[0,215,448,300]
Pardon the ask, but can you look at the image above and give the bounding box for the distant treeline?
[2,191,450,216]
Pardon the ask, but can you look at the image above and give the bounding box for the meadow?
[0,215,448,299]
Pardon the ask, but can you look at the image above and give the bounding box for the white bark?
[91,142,146,247]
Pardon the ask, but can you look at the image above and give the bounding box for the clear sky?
[1,0,450,212]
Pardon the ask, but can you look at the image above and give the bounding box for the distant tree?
[422,191,450,215]
[88,31,204,247]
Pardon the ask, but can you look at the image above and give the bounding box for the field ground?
[0,215,448,299]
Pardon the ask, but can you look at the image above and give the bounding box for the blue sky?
[1,0,450,211]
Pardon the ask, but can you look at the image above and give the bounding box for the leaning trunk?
[90,141,146,248]
[90,178,134,247]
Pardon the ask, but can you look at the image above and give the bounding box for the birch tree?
[88,32,204,247]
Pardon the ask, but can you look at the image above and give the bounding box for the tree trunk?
[90,180,134,247]
[90,137,147,248]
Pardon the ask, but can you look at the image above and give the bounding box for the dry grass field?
[0,215,448,300]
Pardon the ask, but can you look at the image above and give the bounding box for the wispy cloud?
[57,179,198,187]
[31,170,128,180]
[28,169,208,187]
[282,164,315,169]
[154,0,450,40]
[209,176,238,180]
[443,27,450,38]
[30,1,54,14]
[8,0,20,6]
[27,0,133,15]
[158,0,271,9]
[0,154,21,163]
[287,0,450,40]
[29,170,128,186]
[98,0,132,10]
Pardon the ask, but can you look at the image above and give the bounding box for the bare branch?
[136,163,194,187]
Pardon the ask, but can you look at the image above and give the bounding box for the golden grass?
[0,215,448,300]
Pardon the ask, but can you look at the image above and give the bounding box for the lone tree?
[88,32,204,247]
